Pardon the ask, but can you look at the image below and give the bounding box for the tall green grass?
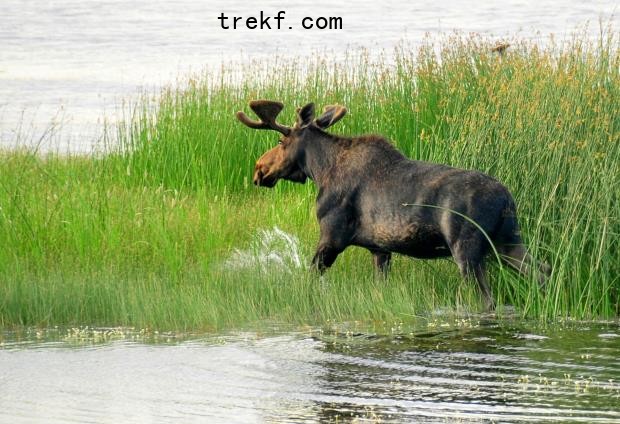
[1,33,618,330]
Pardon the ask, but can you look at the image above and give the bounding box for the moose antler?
[236,100,291,135]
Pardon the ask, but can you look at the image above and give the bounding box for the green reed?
[0,32,618,329]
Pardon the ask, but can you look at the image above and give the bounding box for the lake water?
[0,0,618,152]
[1,320,619,423]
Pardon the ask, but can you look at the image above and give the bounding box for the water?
[1,0,618,151]
[1,320,619,423]
[224,226,304,273]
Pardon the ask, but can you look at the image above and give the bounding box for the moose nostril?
[253,169,263,185]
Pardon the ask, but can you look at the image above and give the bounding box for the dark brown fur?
[237,100,550,310]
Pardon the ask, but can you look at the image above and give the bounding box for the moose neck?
[298,127,344,188]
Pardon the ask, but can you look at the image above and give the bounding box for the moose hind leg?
[459,259,494,311]
[452,240,494,310]
[371,250,391,278]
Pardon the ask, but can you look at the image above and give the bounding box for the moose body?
[237,100,550,309]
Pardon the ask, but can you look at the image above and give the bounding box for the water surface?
[1,0,618,151]
[2,319,619,423]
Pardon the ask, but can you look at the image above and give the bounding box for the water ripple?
[1,321,619,423]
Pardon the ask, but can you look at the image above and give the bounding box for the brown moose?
[236,100,550,309]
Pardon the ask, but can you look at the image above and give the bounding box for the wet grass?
[1,33,618,330]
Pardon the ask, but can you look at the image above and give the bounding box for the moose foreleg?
[311,212,352,273]
[311,243,343,273]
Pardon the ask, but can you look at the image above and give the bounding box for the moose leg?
[456,259,494,311]
[370,250,391,278]
[451,240,495,310]
[311,213,353,273]
[311,243,343,273]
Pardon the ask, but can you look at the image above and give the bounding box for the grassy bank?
[1,33,618,330]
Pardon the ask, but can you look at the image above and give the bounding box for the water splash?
[224,226,304,273]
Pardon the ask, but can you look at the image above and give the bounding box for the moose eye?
[278,139,284,145]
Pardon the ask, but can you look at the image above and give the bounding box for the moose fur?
[236,100,550,309]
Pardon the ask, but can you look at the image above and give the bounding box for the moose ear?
[296,103,315,127]
[315,105,347,129]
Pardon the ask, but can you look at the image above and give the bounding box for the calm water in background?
[1,320,619,423]
[0,0,618,152]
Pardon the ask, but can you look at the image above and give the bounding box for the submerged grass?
[1,32,618,330]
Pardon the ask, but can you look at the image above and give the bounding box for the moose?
[236,100,550,309]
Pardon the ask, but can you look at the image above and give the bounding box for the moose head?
[236,100,347,187]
